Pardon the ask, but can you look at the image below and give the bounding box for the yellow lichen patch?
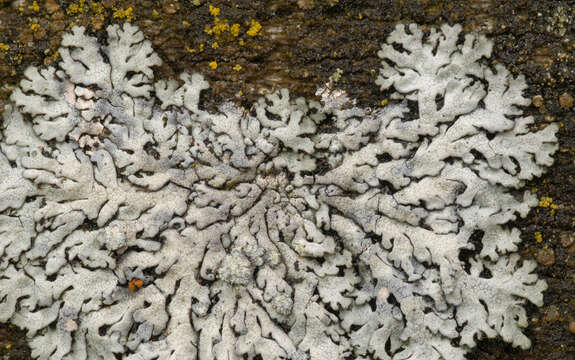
[231,23,241,37]
[182,20,191,28]
[199,43,205,52]
[246,19,262,36]
[200,5,260,52]
[204,6,256,46]
[535,232,543,243]
[5,344,12,350]
[186,46,196,54]
[209,61,218,70]
[209,4,220,16]
[67,4,81,15]
[67,0,87,15]
[90,1,105,15]
[0,43,9,51]
[205,17,231,37]
[29,23,40,31]
[152,9,159,17]
[539,196,559,215]
[28,0,40,12]
[113,7,134,21]
[380,99,388,106]
[539,196,553,207]
[233,64,242,71]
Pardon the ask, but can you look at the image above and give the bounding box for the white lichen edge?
[0,22,558,360]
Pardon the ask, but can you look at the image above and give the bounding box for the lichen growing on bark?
[0,22,558,360]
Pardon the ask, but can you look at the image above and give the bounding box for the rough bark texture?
[0,0,573,359]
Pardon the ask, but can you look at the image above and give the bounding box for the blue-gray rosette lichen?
[0,23,558,360]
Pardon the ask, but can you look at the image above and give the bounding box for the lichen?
[113,7,134,22]
[0,22,558,360]
[246,19,262,36]
[28,0,40,12]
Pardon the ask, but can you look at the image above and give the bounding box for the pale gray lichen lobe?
[0,23,559,360]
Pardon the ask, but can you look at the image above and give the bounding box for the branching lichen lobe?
[0,22,559,360]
